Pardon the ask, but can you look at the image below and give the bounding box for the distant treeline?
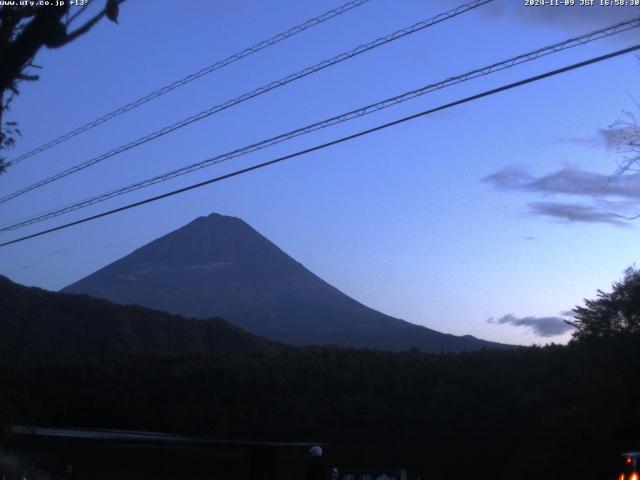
[1,336,639,480]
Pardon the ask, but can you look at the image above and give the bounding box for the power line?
[2,43,638,249]
[4,0,372,168]
[0,0,492,206]
[3,17,638,233]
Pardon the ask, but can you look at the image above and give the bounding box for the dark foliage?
[2,339,640,480]
[0,1,121,172]
[0,393,11,435]
[1,275,639,479]
[572,267,640,340]
[0,275,281,365]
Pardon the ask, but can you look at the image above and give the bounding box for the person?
[305,445,330,480]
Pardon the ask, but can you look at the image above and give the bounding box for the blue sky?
[1,0,639,346]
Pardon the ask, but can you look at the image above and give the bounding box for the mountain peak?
[194,212,244,224]
[63,215,509,352]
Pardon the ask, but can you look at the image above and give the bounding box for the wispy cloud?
[528,201,628,226]
[484,166,640,226]
[602,125,640,152]
[436,0,640,38]
[561,125,640,151]
[499,5,638,33]
[484,166,640,199]
[488,313,574,337]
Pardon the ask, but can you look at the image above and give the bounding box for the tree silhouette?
[609,105,640,182]
[571,267,640,341]
[0,0,123,174]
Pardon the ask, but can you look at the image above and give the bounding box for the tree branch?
[66,3,91,27]
[62,9,106,44]
[62,0,125,46]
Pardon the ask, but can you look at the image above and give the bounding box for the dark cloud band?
[488,313,574,337]
[528,201,628,226]
[484,166,640,199]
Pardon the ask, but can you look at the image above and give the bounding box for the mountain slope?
[0,275,278,365]
[63,213,507,352]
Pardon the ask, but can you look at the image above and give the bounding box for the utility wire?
[1,43,638,248]
[0,0,492,205]
[3,17,639,233]
[4,0,372,168]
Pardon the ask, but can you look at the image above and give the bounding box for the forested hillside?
[2,337,639,480]
[0,275,279,365]
[2,273,640,479]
